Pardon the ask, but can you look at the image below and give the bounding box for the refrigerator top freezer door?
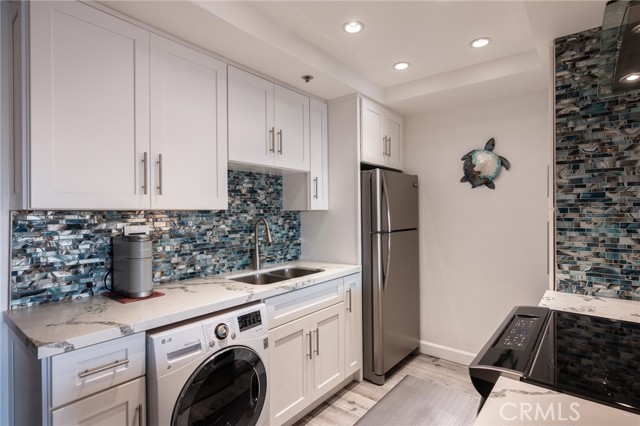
[369,169,419,233]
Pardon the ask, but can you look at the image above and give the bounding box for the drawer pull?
[78,359,130,379]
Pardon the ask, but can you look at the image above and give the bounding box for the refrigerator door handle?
[372,234,385,374]
[384,233,392,291]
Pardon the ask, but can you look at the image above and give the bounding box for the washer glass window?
[173,347,267,426]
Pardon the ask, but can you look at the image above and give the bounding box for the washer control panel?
[147,303,267,378]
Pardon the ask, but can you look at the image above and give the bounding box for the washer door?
[172,346,267,426]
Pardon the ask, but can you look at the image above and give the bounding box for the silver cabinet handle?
[269,127,275,153]
[313,177,319,199]
[347,289,352,312]
[136,403,143,426]
[278,129,283,154]
[156,154,163,195]
[314,328,320,356]
[142,152,148,195]
[382,137,387,156]
[387,136,392,158]
[307,331,313,359]
[78,358,130,379]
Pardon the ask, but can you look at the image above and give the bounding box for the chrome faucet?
[253,218,273,270]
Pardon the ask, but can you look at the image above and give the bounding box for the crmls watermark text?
[499,402,581,422]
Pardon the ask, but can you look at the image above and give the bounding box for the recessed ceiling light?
[393,62,410,71]
[343,21,364,34]
[620,73,640,82]
[470,37,491,48]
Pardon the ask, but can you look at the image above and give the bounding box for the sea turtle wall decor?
[460,138,511,189]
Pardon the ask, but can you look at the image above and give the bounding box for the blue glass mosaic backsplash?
[555,28,640,300]
[10,170,301,309]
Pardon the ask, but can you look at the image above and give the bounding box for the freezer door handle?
[381,170,392,232]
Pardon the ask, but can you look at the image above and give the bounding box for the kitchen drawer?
[50,333,145,409]
[265,278,344,329]
[51,377,145,425]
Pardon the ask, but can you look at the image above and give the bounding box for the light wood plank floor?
[294,354,476,426]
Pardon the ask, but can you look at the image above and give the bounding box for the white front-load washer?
[147,303,269,426]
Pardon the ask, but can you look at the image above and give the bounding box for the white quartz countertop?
[539,290,640,323]
[475,376,639,426]
[474,290,640,425]
[4,260,360,359]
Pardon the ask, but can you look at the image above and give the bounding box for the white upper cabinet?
[361,97,404,171]
[228,66,310,171]
[25,1,228,210]
[282,98,328,211]
[309,99,329,210]
[227,67,274,167]
[29,0,150,209]
[149,34,227,210]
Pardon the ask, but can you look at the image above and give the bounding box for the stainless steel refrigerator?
[361,168,420,385]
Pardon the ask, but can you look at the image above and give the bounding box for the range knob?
[215,323,229,340]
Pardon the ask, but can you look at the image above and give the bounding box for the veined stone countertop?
[538,290,640,323]
[475,290,640,425]
[475,376,639,426]
[4,260,360,359]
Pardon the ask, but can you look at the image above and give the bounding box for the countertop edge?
[4,260,361,359]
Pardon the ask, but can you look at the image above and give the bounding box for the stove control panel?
[468,306,551,400]
[495,316,539,350]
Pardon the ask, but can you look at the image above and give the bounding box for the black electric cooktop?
[524,310,640,414]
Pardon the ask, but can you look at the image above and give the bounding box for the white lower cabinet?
[8,329,146,426]
[51,377,145,426]
[267,273,362,425]
[269,303,345,425]
[344,273,362,376]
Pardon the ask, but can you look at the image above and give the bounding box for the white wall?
[404,90,550,364]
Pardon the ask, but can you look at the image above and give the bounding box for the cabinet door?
[360,97,385,166]
[310,303,345,400]
[385,112,403,170]
[149,34,227,210]
[274,85,310,171]
[269,316,312,425]
[309,99,328,210]
[29,1,150,209]
[51,377,145,426]
[228,67,274,167]
[344,274,362,376]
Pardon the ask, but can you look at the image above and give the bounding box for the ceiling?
[99,1,607,115]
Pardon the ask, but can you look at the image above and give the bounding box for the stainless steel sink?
[229,267,324,285]
[268,267,324,279]
[229,273,286,285]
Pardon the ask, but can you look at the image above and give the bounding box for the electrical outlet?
[123,225,151,236]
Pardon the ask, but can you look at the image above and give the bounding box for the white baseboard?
[420,340,476,366]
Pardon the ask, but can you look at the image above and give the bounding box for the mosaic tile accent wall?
[10,170,301,309]
[555,27,640,300]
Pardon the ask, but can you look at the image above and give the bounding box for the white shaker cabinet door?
[149,34,227,210]
[310,303,345,399]
[269,316,312,426]
[309,99,328,210]
[228,66,275,167]
[344,273,362,376]
[385,111,403,170]
[29,1,150,209]
[274,85,310,171]
[360,97,385,166]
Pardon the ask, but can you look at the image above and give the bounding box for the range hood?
[599,0,640,95]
